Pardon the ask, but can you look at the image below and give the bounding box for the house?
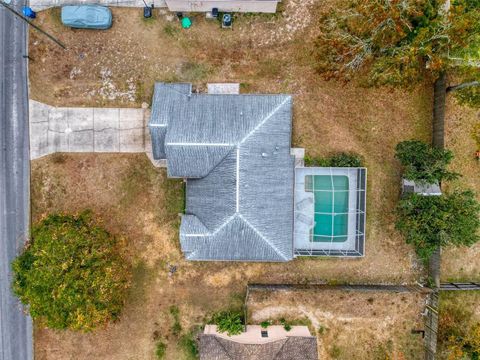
[148,83,367,262]
[199,325,318,360]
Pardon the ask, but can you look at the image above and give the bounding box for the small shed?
[402,179,442,196]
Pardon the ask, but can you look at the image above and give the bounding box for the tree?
[315,0,480,105]
[396,190,480,261]
[395,140,459,184]
[12,211,130,331]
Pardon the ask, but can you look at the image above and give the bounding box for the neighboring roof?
[149,83,295,262]
[199,335,318,360]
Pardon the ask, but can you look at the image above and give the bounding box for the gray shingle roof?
[199,335,318,360]
[149,83,295,262]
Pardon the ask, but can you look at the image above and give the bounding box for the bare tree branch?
[447,81,480,92]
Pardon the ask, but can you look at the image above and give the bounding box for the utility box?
[402,179,442,197]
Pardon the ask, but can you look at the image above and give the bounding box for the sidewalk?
[29,100,157,161]
[30,0,167,11]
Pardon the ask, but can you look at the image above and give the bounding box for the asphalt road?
[0,0,34,359]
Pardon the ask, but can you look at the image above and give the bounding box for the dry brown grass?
[442,96,480,281]
[248,288,427,360]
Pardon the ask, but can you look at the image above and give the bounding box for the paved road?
[0,1,34,359]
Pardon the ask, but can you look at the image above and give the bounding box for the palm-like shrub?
[212,311,244,336]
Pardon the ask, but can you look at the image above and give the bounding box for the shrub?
[12,211,130,331]
[395,140,459,184]
[260,320,271,329]
[280,318,292,332]
[304,152,363,167]
[155,342,166,359]
[396,191,480,261]
[212,311,244,336]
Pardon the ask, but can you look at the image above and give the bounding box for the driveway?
[29,100,162,165]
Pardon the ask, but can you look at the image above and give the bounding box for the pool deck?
[293,167,364,255]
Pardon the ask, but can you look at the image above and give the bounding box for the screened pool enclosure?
[294,167,367,257]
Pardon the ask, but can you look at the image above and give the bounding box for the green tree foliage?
[315,0,480,95]
[12,211,130,331]
[438,296,480,359]
[212,311,244,336]
[395,140,459,184]
[396,191,480,260]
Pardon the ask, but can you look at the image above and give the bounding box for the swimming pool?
[305,175,349,242]
[294,167,367,257]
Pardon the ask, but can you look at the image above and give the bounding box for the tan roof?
[199,334,318,360]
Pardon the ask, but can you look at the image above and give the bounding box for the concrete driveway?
[29,100,154,160]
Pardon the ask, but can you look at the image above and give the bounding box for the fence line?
[440,282,480,291]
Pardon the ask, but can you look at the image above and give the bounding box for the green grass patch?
[163,23,180,37]
[179,330,199,360]
[155,341,166,359]
[178,62,212,82]
[169,305,182,336]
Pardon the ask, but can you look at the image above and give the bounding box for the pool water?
[305,175,349,242]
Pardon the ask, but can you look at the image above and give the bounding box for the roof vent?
[261,152,269,158]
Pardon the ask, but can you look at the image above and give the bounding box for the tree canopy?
[396,190,480,260]
[12,211,130,331]
[315,0,480,98]
[395,140,459,184]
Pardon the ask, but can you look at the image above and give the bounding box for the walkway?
[30,0,167,11]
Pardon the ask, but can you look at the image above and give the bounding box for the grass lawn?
[248,288,427,360]
[442,97,480,281]
[32,153,427,360]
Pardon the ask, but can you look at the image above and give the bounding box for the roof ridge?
[212,336,234,359]
[237,213,289,261]
[272,337,291,360]
[239,96,291,145]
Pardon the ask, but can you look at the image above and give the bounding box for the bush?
[396,191,480,261]
[155,342,166,359]
[395,140,459,184]
[260,320,271,329]
[12,211,130,331]
[304,152,363,167]
[212,311,244,336]
[438,296,480,359]
[280,318,292,332]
